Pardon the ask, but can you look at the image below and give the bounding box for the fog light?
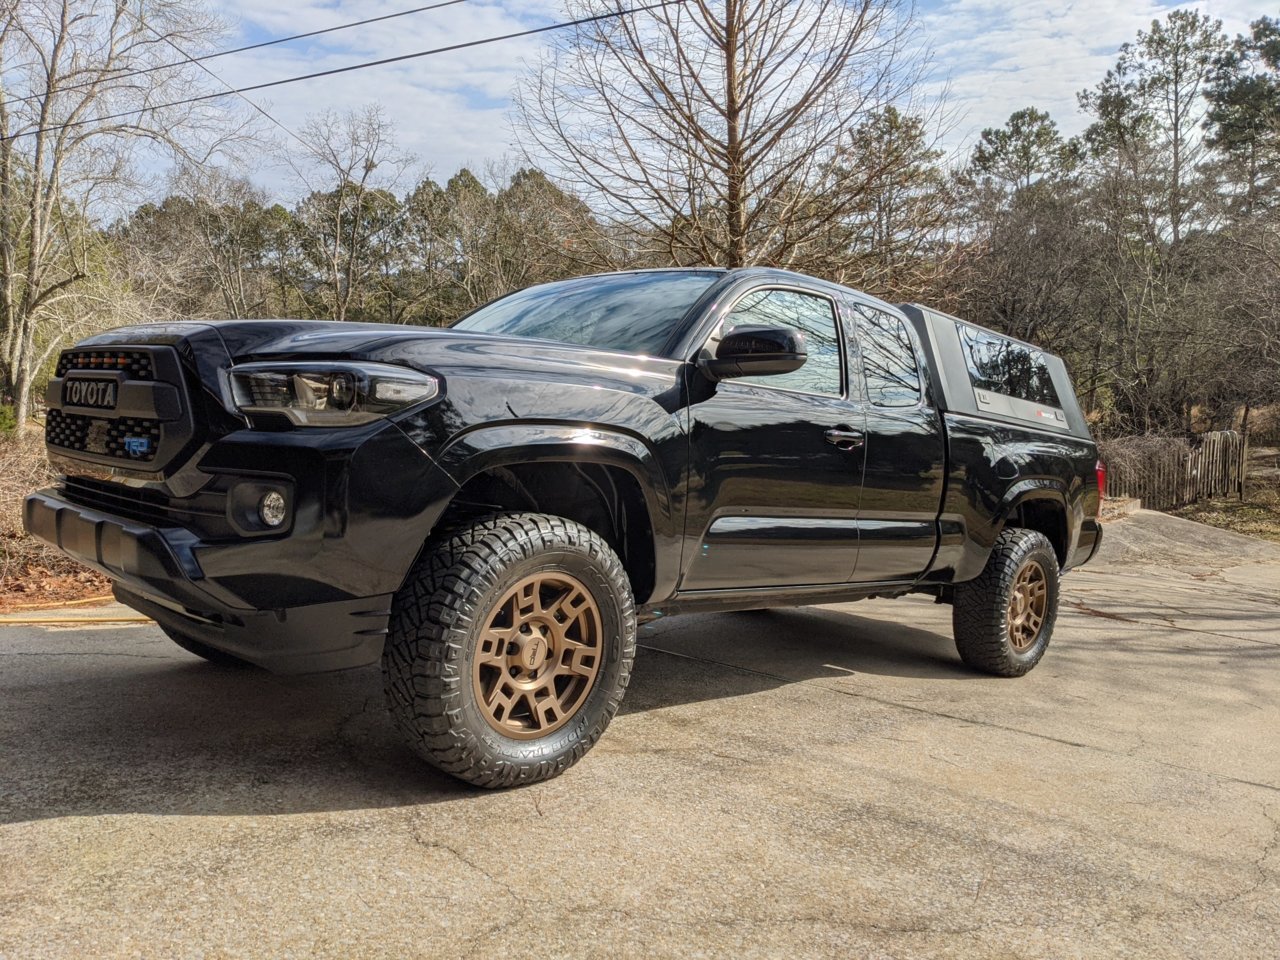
[260,491,287,527]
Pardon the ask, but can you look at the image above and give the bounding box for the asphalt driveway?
[2,509,1278,959]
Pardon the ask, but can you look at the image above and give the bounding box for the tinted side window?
[723,289,842,396]
[959,325,1061,407]
[854,305,922,407]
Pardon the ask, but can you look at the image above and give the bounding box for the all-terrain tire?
[952,528,1060,677]
[162,626,252,668]
[382,513,636,788]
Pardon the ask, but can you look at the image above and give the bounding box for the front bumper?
[23,420,458,673]
[117,585,392,674]
[23,488,394,673]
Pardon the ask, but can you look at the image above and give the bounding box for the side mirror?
[700,324,807,381]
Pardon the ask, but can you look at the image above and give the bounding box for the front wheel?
[382,513,636,788]
[952,528,1060,677]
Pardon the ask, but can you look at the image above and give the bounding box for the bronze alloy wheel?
[953,527,1058,677]
[385,514,636,787]
[472,571,604,739]
[1006,558,1048,651]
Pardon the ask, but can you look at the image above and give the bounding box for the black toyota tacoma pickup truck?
[26,268,1103,787]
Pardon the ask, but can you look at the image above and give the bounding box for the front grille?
[47,343,202,474]
[45,409,91,451]
[57,350,153,378]
[46,409,162,463]
[56,349,155,381]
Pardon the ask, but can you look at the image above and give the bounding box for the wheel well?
[437,462,657,603]
[1007,499,1068,567]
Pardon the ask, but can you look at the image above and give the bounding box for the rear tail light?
[1095,459,1107,512]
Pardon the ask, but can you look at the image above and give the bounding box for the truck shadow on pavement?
[0,604,967,825]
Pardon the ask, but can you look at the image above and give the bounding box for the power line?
[7,0,469,108]
[138,16,314,155]
[178,0,471,61]
[2,2,683,145]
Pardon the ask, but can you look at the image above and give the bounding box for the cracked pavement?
[1,509,1278,959]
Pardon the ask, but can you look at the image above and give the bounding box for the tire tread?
[382,513,635,788]
[952,527,1059,677]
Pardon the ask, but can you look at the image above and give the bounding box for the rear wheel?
[382,513,636,788]
[952,528,1060,677]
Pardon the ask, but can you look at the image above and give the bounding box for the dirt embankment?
[0,433,111,611]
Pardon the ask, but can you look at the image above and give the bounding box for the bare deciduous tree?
[173,166,279,319]
[0,0,246,430]
[115,167,283,321]
[290,106,413,323]
[518,0,924,269]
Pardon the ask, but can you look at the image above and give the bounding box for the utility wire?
[138,17,314,154]
[2,1,683,144]
[6,0,469,107]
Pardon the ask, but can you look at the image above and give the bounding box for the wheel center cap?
[517,631,550,672]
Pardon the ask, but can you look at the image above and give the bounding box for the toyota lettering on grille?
[62,378,118,411]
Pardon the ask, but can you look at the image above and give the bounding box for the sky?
[200,0,1271,201]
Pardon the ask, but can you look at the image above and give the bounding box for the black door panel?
[843,301,947,583]
[692,515,864,588]
[853,408,947,581]
[682,381,866,589]
[681,284,867,590]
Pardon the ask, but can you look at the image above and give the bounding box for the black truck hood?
[80,320,685,401]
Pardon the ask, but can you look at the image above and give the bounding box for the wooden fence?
[1099,431,1246,511]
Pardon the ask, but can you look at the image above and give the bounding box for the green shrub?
[0,405,16,435]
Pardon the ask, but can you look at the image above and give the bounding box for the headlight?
[229,362,440,426]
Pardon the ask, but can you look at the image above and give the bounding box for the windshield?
[453,271,720,356]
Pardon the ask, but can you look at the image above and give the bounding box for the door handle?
[824,427,864,452]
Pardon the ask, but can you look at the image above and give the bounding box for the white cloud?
[159,1,1274,200]
[200,1,566,199]
[921,0,1267,154]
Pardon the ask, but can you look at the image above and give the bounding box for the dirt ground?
[1173,446,1280,544]
[1,509,1277,959]
[0,433,113,608]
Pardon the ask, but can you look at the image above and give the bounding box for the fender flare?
[991,479,1077,564]
[433,422,680,594]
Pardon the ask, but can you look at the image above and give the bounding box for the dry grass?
[1097,434,1192,473]
[1171,474,1280,545]
[0,431,111,606]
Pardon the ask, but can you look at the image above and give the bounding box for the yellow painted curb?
[0,616,152,625]
[4,594,115,611]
